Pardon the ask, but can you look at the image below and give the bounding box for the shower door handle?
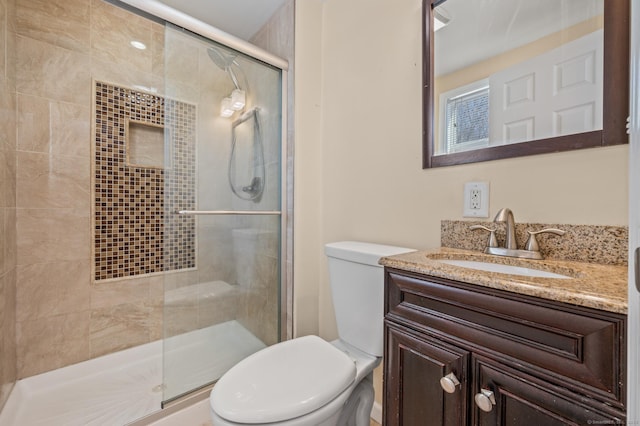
[176,210,281,216]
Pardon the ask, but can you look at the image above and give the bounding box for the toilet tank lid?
[325,241,415,266]
[210,335,356,424]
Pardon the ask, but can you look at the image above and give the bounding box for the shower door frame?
[116,0,292,342]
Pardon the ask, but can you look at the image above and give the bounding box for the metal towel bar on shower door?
[176,210,281,215]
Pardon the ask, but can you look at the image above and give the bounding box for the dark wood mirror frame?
[422,0,630,169]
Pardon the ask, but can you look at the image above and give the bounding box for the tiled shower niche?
[94,82,196,281]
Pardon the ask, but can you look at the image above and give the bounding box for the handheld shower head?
[207,47,237,70]
[207,46,242,90]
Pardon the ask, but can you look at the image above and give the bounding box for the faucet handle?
[470,225,498,248]
[524,228,566,252]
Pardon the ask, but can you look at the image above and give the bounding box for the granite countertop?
[380,247,628,314]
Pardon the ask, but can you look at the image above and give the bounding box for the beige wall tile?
[5,208,16,273]
[151,23,164,78]
[0,268,17,406]
[148,275,164,303]
[91,57,163,97]
[197,290,238,329]
[16,310,90,378]
[16,35,90,105]
[4,0,15,81]
[0,150,16,208]
[16,0,90,53]
[163,79,201,105]
[164,29,200,87]
[16,151,90,209]
[16,261,90,322]
[17,93,49,153]
[1,208,16,274]
[197,225,234,285]
[4,0,15,85]
[250,0,294,61]
[90,275,151,310]
[0,210,6,276]
[90,0,153,74]
[162,269,199,292]
[89,302,152,357]
[239,289,279,346]
[147,278,163,341]
[50,101,90,158]
[0,0,6,81]
[0,81,16,153]
[164,301,198,337]
[147,307,163,342]
[17,208,90,265]
[0,0,16,402]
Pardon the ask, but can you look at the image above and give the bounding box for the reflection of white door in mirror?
[489,30,603,146]
[433,0,604,155]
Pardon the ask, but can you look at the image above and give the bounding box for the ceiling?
[155,0,288,41]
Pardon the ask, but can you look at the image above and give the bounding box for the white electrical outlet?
[463,182,489,217]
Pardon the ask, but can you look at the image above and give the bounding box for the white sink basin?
[438,259,571,279]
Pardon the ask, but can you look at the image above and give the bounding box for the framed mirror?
[422,0,629,168]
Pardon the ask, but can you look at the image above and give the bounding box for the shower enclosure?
[159,21,286,403]
[0,0,290,424]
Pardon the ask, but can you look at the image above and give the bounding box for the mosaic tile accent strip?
[94,82,196,280]
[441,220,628,266]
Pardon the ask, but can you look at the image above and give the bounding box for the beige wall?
[0,0,17,410]
[293,0,323,337]
[294,0,628,408]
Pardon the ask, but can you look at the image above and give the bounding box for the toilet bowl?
[210,241,415,426]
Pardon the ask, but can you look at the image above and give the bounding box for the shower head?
[207,46,238,70]
[207,46,242,90]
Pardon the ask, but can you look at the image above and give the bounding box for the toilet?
[209,241,415,426]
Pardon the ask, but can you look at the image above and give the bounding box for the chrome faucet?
[470,207,565,260]
[493,208,517,250]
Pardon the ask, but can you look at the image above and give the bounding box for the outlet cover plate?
[463,182,489,218]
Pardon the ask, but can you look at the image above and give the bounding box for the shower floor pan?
[0,320,265,426]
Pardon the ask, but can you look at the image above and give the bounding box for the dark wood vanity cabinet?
[383,268,626,426]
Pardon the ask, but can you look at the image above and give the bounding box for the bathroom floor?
[0,321,265,426]
[147,397,383,426]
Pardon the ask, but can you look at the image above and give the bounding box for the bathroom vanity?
[381,248,627,425]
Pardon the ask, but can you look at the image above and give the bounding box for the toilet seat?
[210,335,357,424]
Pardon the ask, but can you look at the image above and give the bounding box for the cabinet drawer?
[385,269,626,407]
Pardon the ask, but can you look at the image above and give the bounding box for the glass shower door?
[160,23,284,403]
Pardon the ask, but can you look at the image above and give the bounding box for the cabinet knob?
[439,372,461,394]
[474,388,496,412]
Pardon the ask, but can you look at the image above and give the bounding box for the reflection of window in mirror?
[439,79,489,154]
[433,0,604,155]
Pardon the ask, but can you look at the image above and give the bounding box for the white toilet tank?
[324,241,414,357]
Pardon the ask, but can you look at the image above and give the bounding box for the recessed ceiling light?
[130,40,147,50]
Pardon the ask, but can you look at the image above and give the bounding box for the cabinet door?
[472,356,625,426]
[384,322,469,426]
